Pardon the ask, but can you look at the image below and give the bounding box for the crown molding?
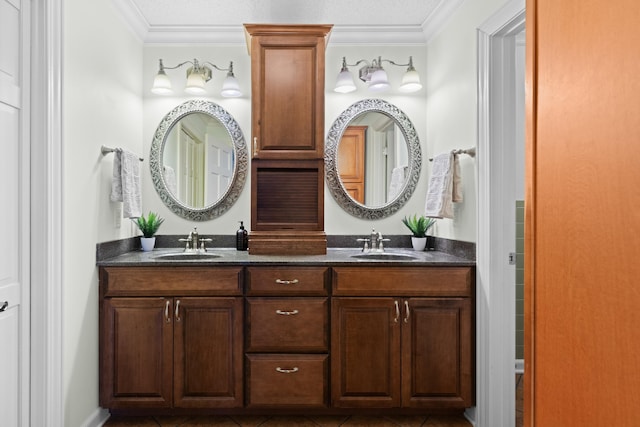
[422,0,465,43]
[111,0,149,41]
[112,0,463,46]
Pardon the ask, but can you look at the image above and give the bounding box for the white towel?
[387,166,406,202]
[424,152,462,219]
[110,149,142,218]
[163,165,178,196]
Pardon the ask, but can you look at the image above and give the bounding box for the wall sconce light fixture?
[151,58,242,97]
[334,56,422,94]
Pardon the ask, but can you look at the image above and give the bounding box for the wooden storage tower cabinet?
[244,24,332,255]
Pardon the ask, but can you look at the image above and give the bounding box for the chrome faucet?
[179,227,212,253]
[375,232,390,252]
[357,229,391,252]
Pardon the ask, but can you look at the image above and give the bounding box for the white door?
[0,0,30,425]
[205,137,233,204]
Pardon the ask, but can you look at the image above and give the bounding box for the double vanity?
[107,24,476,417]
[98,247,475,415]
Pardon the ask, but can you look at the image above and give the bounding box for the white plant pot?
[411,236,427,252]
[140,237,156,252]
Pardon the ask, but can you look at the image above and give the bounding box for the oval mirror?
[150,100,248,221]
[325,99,422,219]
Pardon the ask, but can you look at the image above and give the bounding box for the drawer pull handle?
[253,137,258,157]
[275,279,299,285]
[165,300,171,323]
[276,309,299,316]
[394,300,400,323]
[276,367,299,374]
[404,300,410,323]
[175,299,181,322]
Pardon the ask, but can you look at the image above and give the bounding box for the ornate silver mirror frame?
[325,98,422,219]
[150,99,248,221]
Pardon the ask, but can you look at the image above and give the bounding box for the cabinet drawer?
[246,298,328,352]
[246,266,329,295]
[246,354,328,408]
[100,267,242,297]
[332,267,473,297]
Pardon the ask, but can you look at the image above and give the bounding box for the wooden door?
[401,298,473,409]
[0,0,29,424]
[173,297,243,408]
[100,298,173,408]
[331,298,401,408]
[526,0,640,425]
[338,126,366,204]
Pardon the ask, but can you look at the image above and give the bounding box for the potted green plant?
[133,211,164,251]
[401,214,436,251]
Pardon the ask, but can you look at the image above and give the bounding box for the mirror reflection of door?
[205,132,233,204]
[178,127,205,207]
[337,125,366,204]
[337,112,409,207]
[163,112,236,209]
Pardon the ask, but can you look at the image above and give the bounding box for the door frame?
[30,0,64,425]
[474,0,525,425]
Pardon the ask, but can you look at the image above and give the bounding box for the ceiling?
[113,0,464,44]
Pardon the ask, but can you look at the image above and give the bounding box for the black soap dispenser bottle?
[236,221,248,251]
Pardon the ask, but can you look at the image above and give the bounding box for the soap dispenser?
[236,221,248,251]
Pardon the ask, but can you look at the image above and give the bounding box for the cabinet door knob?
[276,367,299,374]
[404,300,410,323]
[275,309,299,316]
[0,301,8,312]
[275,279,299,285]
[175,300,181,322]
[165,300,171,323]
[394,300,400,323]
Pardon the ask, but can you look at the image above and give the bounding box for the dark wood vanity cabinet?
[245,266,330,408]
[99,263,474,414]
[99,267,244,409]
[331,267,475,410]
[244,24,332,255]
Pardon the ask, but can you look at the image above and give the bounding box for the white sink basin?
[351,252,417,261]
[153,252,221,261]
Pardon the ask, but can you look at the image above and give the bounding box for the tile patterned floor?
[103,414,472,427]
[104,375,525,427]
[516,373,523,427]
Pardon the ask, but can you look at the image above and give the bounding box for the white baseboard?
[515,359,525,374]
[80,408,110,427]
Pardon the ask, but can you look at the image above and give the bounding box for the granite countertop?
[97,247,475,267]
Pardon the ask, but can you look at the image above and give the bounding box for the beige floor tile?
[228,415,270,427]
[154,415,191,427]
[341,415,401,426]
[258,416,319,427]
[307,415,351,427]
[178,415,241,426]
[103,415,159,426]
[423,415,471,427]
[383,415,428,427]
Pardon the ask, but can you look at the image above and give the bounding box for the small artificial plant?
[401,214,436,238]
[133,211,165,238]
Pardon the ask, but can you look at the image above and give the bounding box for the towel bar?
[101,145,144,161]
[429,147,476,162]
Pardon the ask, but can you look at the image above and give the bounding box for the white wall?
[63,0,143,425]
[143,44,431,238]
[426,0,509,242]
